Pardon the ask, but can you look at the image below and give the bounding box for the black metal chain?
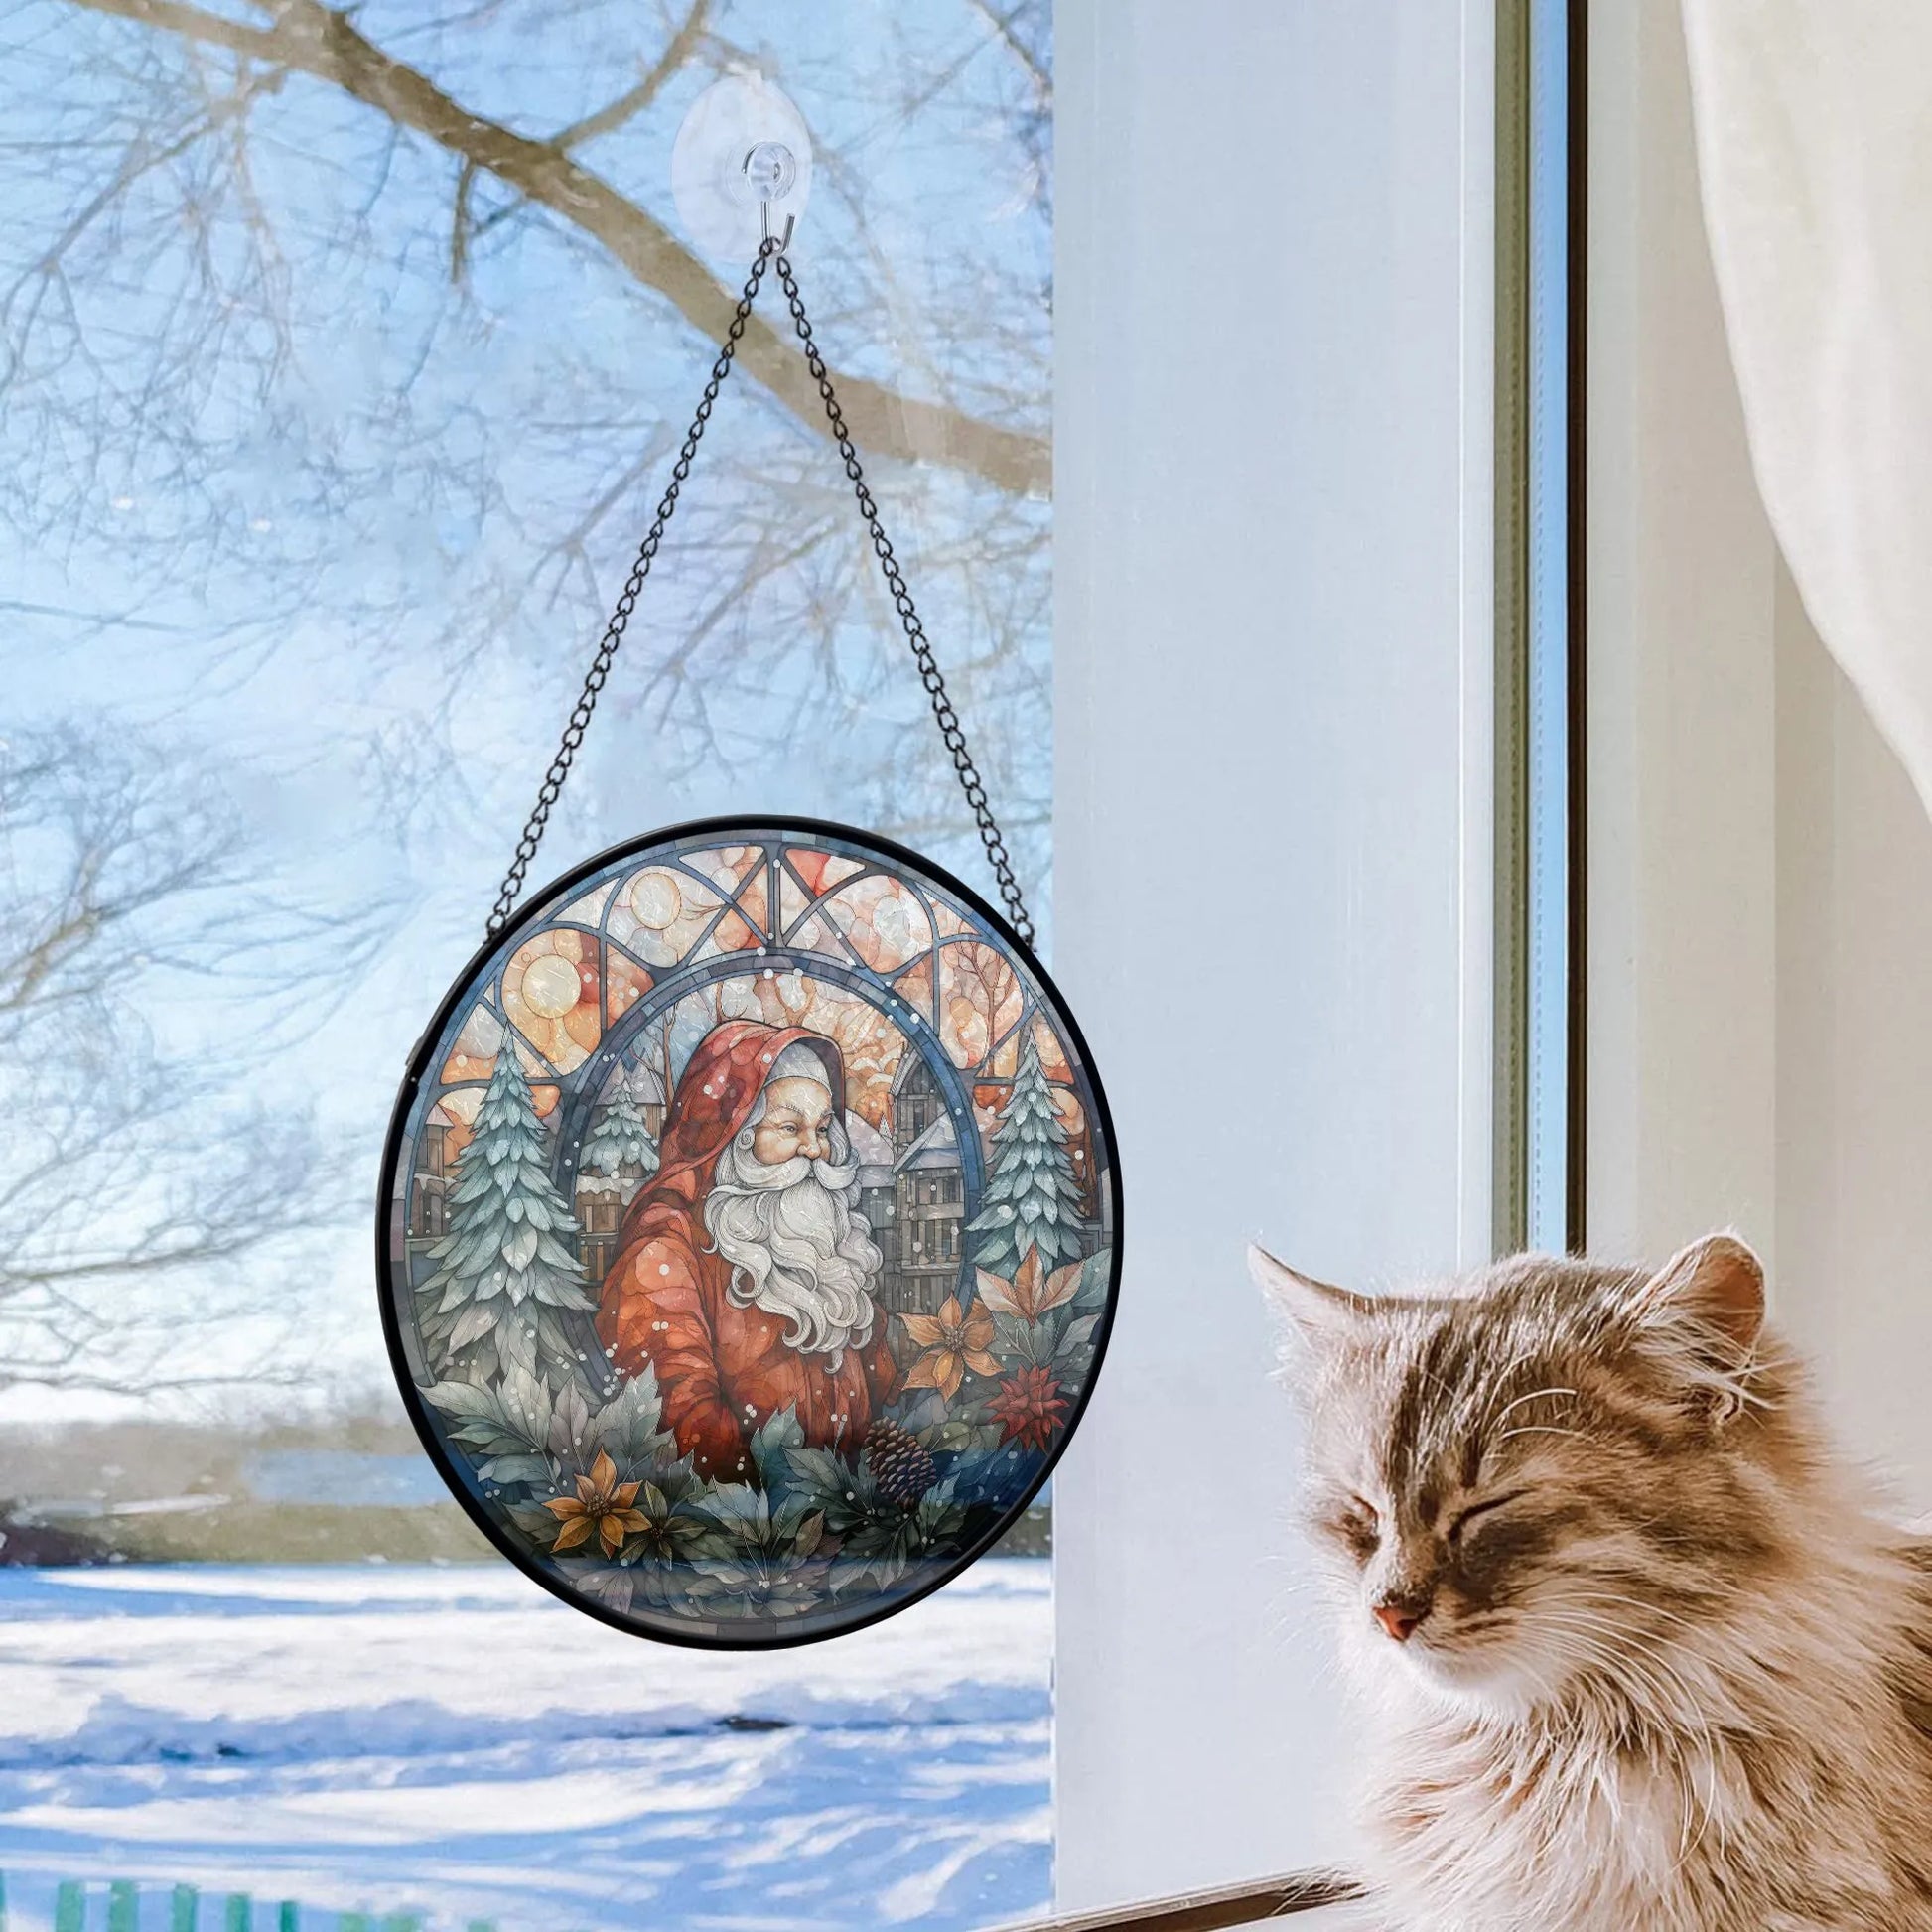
[771,249,1035,948]
[485,249,769,938]
[487,237,1036,951]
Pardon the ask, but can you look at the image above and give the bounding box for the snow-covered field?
[0,1561,1052,1931]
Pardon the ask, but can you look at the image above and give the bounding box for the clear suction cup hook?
[672,74,813,264]
[742,142,797,248]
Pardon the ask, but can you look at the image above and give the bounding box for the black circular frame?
[376,812,1123,1650]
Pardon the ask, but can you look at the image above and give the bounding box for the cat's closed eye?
[1445,1489,1531,1546]
[1332,1495,1382,1557]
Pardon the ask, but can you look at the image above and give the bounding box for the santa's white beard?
[703,1138,884,1369]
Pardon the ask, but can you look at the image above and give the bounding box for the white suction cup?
[671,73,813,265]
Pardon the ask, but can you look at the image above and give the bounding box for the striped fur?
[1255,1236,1932,1931]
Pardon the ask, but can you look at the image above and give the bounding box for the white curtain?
[1681,0,1932,822]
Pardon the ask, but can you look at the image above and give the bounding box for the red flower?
[986,1366,1070,1454]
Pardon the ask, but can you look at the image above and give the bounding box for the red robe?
[596,1019,900,1479]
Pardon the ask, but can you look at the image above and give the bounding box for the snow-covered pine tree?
[418,1045,595,1386]
[967,1026,1085,1274]
[580,1072,658,1180]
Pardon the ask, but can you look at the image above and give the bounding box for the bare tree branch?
[450,153,478,282]
[968,0,1050,102]
[455,0,709,281]
[0,727,378,1398]
[552,0,711,150]
[65,0,1050,496]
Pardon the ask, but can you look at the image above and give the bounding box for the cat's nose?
[1373,1599,1427,1643]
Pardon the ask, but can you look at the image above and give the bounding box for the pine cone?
[866,1418,937,1510]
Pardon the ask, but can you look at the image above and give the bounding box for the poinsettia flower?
[976,1249,1082,1323]
[899,1294,1000,1400]
[543,1449,649,1556]
[987,1365,1071,1453]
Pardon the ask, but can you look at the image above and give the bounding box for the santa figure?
[596,1019,900,1481]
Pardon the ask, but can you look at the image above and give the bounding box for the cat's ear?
[1631,1234,1766,1349]
[1625,1233,1766,1415]
[1249,1244,1377,1362]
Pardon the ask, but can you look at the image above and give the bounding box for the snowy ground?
[0,1561,1052,1931]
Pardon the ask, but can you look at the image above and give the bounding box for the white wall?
[1586,4,1932,1501]
[1051,0,1494,1910]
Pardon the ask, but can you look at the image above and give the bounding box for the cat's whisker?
[1540,1605,1710,1671]
[1569,1587,1716,1636]
[1529,1608,1712,1714]
[1493,1423,1585,1445]
[1483,1384,1582,1433]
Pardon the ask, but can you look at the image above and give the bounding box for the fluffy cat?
[1252,1234,1932,1931]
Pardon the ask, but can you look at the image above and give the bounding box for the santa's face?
[701,1072,885,1369]
[749,1074,834,1168]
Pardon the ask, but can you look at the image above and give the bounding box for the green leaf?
[585,1369,676,1477]
[749,1405,806,1489]
[915,1489,971,1542]
[421,1379,496,1420]
[783,1445,858,1506]
[494,1366,557,1451]
[1072,1247,1114,1311]
[547,1381,592,1462]
[1055,1311,1101,1359]
[504,1499,560,1540]
[695,1481,771,1540]
[829,1550,908,1595]
[476,1451,551,1486]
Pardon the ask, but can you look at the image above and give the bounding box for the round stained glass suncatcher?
[379,816,1120,1646]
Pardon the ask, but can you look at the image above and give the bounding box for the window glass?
[0,2,1051,1926]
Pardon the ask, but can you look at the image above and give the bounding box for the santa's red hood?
[620,1019,846,1234]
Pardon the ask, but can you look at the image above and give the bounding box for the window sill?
[997,1872,1364,1932]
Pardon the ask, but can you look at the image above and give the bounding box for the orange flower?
[899,1294,1000,1401]
[543,1449,649,1557]
[976,1249,1082,1323]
